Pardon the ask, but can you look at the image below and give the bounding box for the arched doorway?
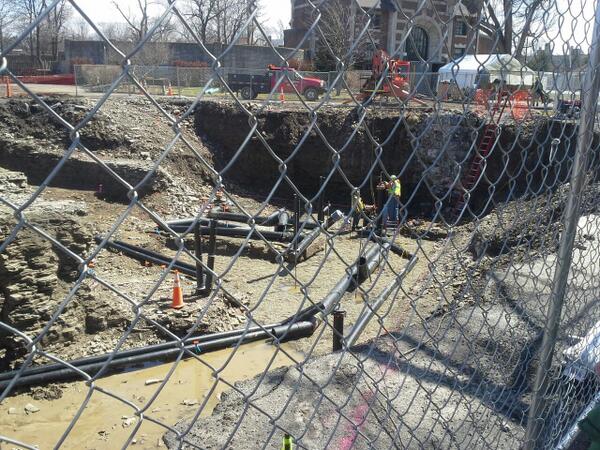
[406,26,429,61]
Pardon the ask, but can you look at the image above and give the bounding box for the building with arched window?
[284,0,493,66]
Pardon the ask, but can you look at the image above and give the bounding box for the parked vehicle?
[227,65,326,101]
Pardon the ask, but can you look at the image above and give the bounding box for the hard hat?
[390,175,397,180]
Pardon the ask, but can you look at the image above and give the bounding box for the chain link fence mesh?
[1,0,600,448]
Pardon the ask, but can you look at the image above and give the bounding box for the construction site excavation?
[2,1,600,449]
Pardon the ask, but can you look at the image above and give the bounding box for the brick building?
[284,0,493,66]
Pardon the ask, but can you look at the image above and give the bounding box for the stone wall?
[62,40,304,73]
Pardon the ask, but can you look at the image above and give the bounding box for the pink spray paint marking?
[335,341,401,449]
[337,391,374,450]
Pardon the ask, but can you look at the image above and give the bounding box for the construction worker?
[530,77,548,106]
[378,175,401,229]
[349,191,376,231]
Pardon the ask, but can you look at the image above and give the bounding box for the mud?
[0,341,302,449]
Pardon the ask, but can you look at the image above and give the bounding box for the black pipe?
[98,238,197,277]
[164,218,240,229]
[324,209,344,229]
[317,176,325,224]
[355,256,369,287]
[361,231,415,260]
[376,188,385,233]
[0,322,286,383]
[205,211,298,228]
[293,194,300,253]
[0,321,316,390]
[194,222,205,294]
[289,243,387,321]
[275,210,290,232]
[345,257,418,347]
[206,220,217,291]
[167,225,299,243]
[288,209,343,262]
[260,210,283,227]
[332,310,345,352]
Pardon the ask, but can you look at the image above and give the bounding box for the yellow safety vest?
[388,180,401,197]
[357,197,365,211]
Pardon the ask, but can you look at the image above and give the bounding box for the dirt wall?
[195,101,583,216]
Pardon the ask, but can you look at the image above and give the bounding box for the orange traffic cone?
[279,86,285,103]
[171,270,184,309]
[5,77,11,98]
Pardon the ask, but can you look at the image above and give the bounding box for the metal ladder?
[451,94,510,220]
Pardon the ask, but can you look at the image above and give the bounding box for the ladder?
[451,93,510,220]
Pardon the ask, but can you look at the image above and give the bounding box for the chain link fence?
[1,0,600,449]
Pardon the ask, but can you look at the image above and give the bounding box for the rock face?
[0,99,171,201]
[0,171,127,368]
[195,101,581,215]
[0,197,89,365]
[195,101,478,208]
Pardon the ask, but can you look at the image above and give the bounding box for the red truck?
[227,65,326,101]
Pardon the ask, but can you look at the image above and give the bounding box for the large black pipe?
[289,243,388,321]
[0,322,285,383]
[289,210,343,262]
[98,238,198,277]
[169,213,319,231]
[360,231,415,260]
[167,225,300,243]
[345,256,418,347]
[0,321,316,390]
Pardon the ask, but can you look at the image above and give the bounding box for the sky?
[71,0,595,54]
[74,0,292,32]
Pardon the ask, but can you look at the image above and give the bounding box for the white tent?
[437,54,536,90]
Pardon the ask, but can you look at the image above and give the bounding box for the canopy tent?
[437,54,536,90]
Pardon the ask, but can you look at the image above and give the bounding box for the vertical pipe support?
[525,2,600,446]
[317,176,326,224]
[333,310,346,352]
[194,221,205,294]
[205,219,217,292]
[293,194,301,253]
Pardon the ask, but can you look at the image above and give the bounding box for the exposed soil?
[195,100,583,216]
[0,95,596,449]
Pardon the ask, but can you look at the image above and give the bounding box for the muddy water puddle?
[0,342,302,449]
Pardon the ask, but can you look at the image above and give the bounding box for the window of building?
[456,20,469,37]
[406,26,429,61]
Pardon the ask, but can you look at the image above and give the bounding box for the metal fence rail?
[1,0,600,449]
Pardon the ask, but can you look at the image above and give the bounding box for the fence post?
[524,1,600,446]
[74,65,78,97]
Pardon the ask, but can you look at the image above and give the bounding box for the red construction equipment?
[355,49,427,105]
[511,89,532,121]
[451,92,510,219]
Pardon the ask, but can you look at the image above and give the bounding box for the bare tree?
[112,0,175,43]
[183,0,262,45]
[314,0,370,71]
[68,17,92,41]
[0,0,13,53]
[45,0,70,61]
[101,22,130,42]
[471,0,556,58]
[183,0,222,43]
[14,0,47,64]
